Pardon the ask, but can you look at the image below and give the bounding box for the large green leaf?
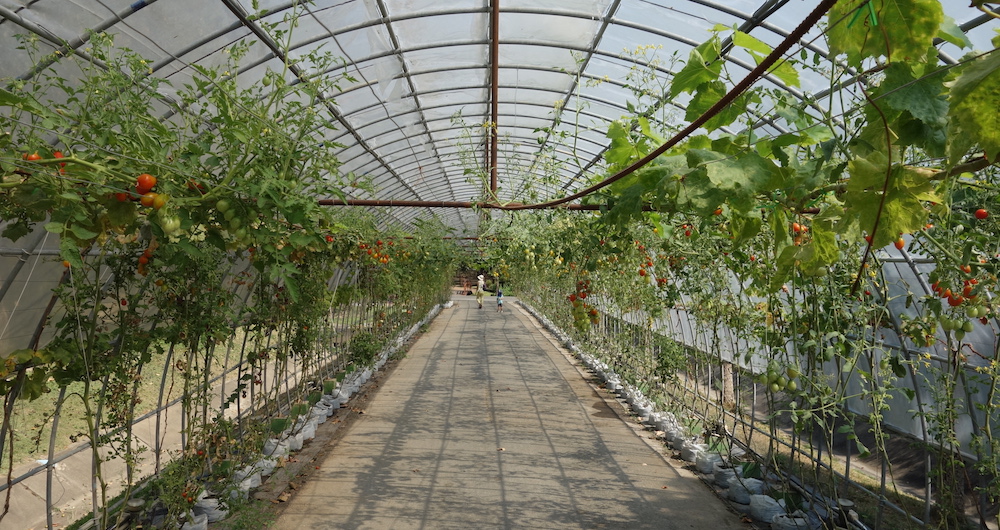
[684,81,760,131]
[670,36,723,98]
[937,15,972,49]
[880,62,948,128]
[733,31,800,87]
[841,153,938,246]
[604,121,641,169]
[827,0,943,67]
[948,49,1000,162]
[679,149,784,214]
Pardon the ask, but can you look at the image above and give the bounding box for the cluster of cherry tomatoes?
[791,221,810,246]
[358,239,394,265]
[114,173,167,210]
[567,279,599,331]
[136,241,158,277]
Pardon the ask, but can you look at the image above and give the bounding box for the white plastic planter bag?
[663,427,680,442]
[234,466,262,489]
[727,477,764,504]
[695,452,722,474]
[288,431,304,451]
[193,498,229,523]
[310,405,329,424]
[255,457,277,477]
[263,438,289,457]
[713,464,737,487]
[180,513,209,530]
[749,494,784,522]
[302,419,318,441]
[771,513,812,530]
[681,441,705,462]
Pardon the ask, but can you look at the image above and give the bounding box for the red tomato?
[136,173,157,190]
[975,209,988,220]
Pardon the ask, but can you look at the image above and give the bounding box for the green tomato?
[159,213,181,235]
[977,306,989,318]
[962,320,974,333]
[785,379,797,392]
[966,306,979,319]
[786,366,801,379]
[216,199,231,213]
[769,382,781,393]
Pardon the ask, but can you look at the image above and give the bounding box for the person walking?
[476,274,486,309]
[496,289,504,313]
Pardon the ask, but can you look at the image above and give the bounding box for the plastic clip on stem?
[847,0,879,28]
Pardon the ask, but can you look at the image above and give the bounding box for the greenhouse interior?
[1,0,1000,528]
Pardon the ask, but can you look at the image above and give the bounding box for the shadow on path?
[273,297,747,529]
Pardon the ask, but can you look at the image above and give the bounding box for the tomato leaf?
[684,81,760,131]
[937,14,972,49]
[670,36,722,98]
[604,121,641,169]
[827,0,943,67]
[842,153,936,246]
[948,49,1000,162]
[880,62,948,128]
[733,31,800,87]
[68,224,99,240]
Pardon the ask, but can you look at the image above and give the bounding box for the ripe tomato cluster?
[114,173,169,211]
[791,221,811,246]
[568,279,599,331]
[931,274,985,310]
[358,239,394,264]
[136,243,158,276]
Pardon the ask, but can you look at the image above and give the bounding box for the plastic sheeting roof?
[0,1,997,236]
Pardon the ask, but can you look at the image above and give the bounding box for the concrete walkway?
[273,297,746,529]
